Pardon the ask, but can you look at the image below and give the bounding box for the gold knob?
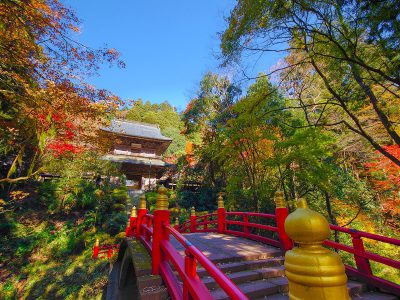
[274,191,286,208]
[217,192,224,208]
[139,195,146,209]
[155,186,169,210]
[131,206,137,217]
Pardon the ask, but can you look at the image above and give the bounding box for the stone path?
[169,232,282,263]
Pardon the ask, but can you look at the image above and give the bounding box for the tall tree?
[221,0,400,166]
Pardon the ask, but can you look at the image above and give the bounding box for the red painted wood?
[160,261,183,300]
[275,207,293,252]
[346,266,400,296]
[166,225,248,300]
[330,225,400,245]
[351,232,373,276]
[136,208,148,239]
[161,240,213,300]
[224,229,281,248]
[217,207,226,233]
[152,209,170,275]
[224,220,278,232]
[190,215,196,233]
[92,245,99,259]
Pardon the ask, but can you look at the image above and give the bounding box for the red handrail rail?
[325,225,400,295]
[164,223,248,300]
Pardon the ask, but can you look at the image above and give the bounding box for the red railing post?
[92,239,99,259]
[217,192,226,234]
[183,250,197,300]
[152,186,170,275]
[146,217,152,242]
[127,206,137,237]
[243,213,249,236]
[274,191,293,252]
[107,248,112,258]
[190,207,196,232]
[351,230,373,276]
[136,195,148,239]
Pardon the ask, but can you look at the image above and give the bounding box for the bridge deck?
[170,232,282,263]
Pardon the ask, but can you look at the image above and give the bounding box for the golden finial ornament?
[131,206,137,217]
[95,238,99,247]
[190,206,196,216]
[155,186,169,210]
[217,192,224,209]
[274,190,286,208]
[175,218,179,226]
[139,194,146,209]
[284,198,349,299]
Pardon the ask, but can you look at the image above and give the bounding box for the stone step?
[352,291,399,300]
[197,257,284,278]
[203,266,285,289]
[253,280,394,300]
[210,277,289,300]
[348,280,368,297]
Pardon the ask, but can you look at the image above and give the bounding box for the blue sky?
[66,1,281,111]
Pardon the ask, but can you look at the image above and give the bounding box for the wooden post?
[351,230,373,276]
[128,206,137,237]
[92,238,99,259]
[217,192,226,234]
[243,213,249,235]
[190,207,196,233]
[152,186,170,275]
[274,191,293,252]
[136,195,148,239]
[183,249,197,300]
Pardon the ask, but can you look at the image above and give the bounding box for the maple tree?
[365,145,400,221]
[0,0,124,183]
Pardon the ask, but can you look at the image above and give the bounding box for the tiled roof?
[103,154,169,167]
[101,119,172,141]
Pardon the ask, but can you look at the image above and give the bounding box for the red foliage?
[365,145,400,216]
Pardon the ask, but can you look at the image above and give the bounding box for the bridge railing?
[325,225,400,295]
[161,223,247,300]
[176,191,293,252]
[175,192,399,295]
[133,187,248,300]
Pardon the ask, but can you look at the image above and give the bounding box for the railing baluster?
[243,213,249,236]
[148,217,152,241]
[204,215,208,231]
[217,192,226,233]
[183,250,197,300]
[351,230,373,276]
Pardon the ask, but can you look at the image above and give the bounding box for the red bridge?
[94,187,400,300]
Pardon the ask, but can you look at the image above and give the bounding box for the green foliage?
[125,100,186,158]
[0,177,127,299]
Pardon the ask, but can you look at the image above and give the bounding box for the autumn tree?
[0,0,124,184]
[221,0,400,166]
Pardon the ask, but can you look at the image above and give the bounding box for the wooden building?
[101,119,172,191]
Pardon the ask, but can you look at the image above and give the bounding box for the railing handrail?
[329,225,400,246]
[165,223,248,300]
[226,211,276,219]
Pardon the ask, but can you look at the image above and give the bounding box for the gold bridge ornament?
[284,198,350,300]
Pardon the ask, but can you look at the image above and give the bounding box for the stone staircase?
[195,255,397,300]
[108,234,398,300]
